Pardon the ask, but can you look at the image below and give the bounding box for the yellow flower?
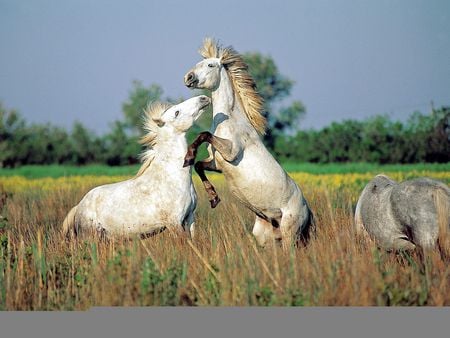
[0,171,448,195]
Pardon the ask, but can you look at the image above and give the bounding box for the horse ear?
[153,118,165,127]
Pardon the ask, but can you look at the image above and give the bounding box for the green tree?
[103,121,140,165]
[426,108,450,162]
[242,53,293,104]
[243,53,306,148]
[70,122,105,165]
[406,107,450,163]
[21,124,72,164]
[274,101,306,133]
[1,105,22,167]
[1,104,74,166]
[122,81,164,135]
[49,127,73,164]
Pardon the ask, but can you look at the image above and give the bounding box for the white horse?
[183,38,313,247]
[355,174,450,251]
[62,95,211,238]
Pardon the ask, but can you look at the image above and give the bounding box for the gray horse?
[355,175,449,250]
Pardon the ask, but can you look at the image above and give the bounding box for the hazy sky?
[1,0,449,134]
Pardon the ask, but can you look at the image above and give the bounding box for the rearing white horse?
[183,38,313,246]
[63,95,211,238]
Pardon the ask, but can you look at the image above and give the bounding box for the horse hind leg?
[278,212,301,250]
[252,215,275,247]
[434,188,450,258]
[183,211,195,239]
[62,205,78,238]
[279,200,312,249]
[406,189,449,252]
[391,237,416,251]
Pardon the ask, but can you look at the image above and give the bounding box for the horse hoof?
[183,158,194,167]
[210,196,221,208]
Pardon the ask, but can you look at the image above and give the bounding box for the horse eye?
[175,110,180,117]
[208,63,214,68]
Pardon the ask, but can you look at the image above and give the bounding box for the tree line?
[1,52,449,167]
[274,108,449,164]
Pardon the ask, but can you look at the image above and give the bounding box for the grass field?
[0,162,449,178]
[0,164,449,309]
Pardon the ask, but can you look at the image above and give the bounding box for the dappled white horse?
[355,174,450,251]
[183,38,313,247]
[63,95,211,238]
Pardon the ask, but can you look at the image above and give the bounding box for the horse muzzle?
[184,71,198,88]
[199,95,211,109]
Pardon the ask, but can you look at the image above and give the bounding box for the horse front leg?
[184,131,239,208]
[183,131,236,167]
[194,160,222,208]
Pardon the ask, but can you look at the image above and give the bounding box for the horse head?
[149,95,210,134]
[184,57,223,91]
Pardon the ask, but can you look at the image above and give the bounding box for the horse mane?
[135,101,172,177]
[200,38,267,135]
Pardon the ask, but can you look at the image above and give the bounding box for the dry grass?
[0,173,449,309]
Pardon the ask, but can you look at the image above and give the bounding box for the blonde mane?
[135,102,172,177]
[200,38,267,135]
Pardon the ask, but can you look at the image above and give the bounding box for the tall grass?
[0,173,449,309]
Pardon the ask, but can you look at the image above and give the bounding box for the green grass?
[0,164,140,178]
[281,162,450,174]
[0,162,448,179]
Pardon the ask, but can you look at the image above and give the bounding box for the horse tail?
[434,187,450,257]
[354,196,365,236]
[62,205,78,238]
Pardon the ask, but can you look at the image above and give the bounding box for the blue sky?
[1,0,449,133]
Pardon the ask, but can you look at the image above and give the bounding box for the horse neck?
[140,132,189,177]
[211,68,248,127]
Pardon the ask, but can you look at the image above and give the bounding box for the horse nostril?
[200,96,208,102]
[185,72,194,83]
[185,72,198,88]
